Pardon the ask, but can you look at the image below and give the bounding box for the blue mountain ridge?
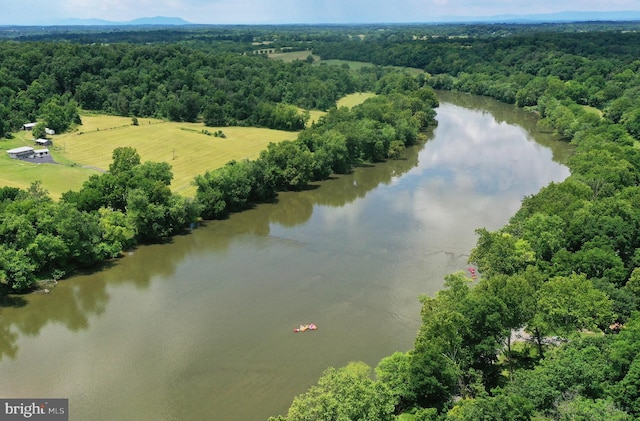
[34,11,640,26]
[54,16,191,26]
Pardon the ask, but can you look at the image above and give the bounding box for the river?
[0,92,572,420]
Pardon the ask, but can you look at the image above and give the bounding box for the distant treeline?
[311,28,640,108]
[0,40,398,137]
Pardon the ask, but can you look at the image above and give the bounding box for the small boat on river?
[294,323,317,332]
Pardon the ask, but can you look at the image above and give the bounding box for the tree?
[203,102,226,126]
[0,245,37,290]
[258,141,314,191]
[621,108,640,140]
[529,273,613,341]
[411,274,473,407]
[568,149,636,195]
[471,270,541,380]
[446,393,533,421]
[468,228,536,279]
[0,104,9,138]
[605,310,640,415]
[311,130,352,177]
[519,212,566,261]
[97,207,136,257]
[556,396,632,421]
[109,146,141,175]
[194,160,255,219]
[39,95,79,133]
[376,352,415,413]
[616,354,640,417]
[507,336,615,417]
[32,121,47,140]
[285,362,395,421]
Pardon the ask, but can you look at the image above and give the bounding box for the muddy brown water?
[0,92,572,420]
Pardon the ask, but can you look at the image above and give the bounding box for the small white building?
[34,149,50,158]
[35,138,52,146]
[7,146,35,159]
[22,123,55,135]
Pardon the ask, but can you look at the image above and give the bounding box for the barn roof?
[8,146,34,153]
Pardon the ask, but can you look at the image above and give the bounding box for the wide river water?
[0,92,572,420]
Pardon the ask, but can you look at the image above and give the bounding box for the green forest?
[2,22,640,420]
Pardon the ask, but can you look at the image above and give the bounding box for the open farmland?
[303,92,377,125]
[56,115,297,196]
[1,93,374,199]
[2,114,296,198]
[267,50,319,62]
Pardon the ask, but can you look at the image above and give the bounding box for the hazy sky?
[1,0,639,25]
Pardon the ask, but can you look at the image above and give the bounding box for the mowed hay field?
[337,92,377,108]
[304,93,377,125]
[57,115,297,196]
[1,93,375,200]
[268,50,319,62]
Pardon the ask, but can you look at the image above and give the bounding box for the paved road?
[17,154,56,164]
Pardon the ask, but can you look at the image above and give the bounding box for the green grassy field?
[268,50,319,62]
[337,92,377,108]
[265,51,423,75]
[58,116,297,196]
[1,92,375,199]
[0,130,98,199]
[302,92,376,125]
[320,58,425,75]
[580,104,604,117]
[2,115,297,198]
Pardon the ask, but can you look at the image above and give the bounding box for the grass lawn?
[2,115,297,198]
[0,153,97,200]
[0,131,98,200]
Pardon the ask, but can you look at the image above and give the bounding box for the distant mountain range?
[26,11,640,26]
[51,16,192,26]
